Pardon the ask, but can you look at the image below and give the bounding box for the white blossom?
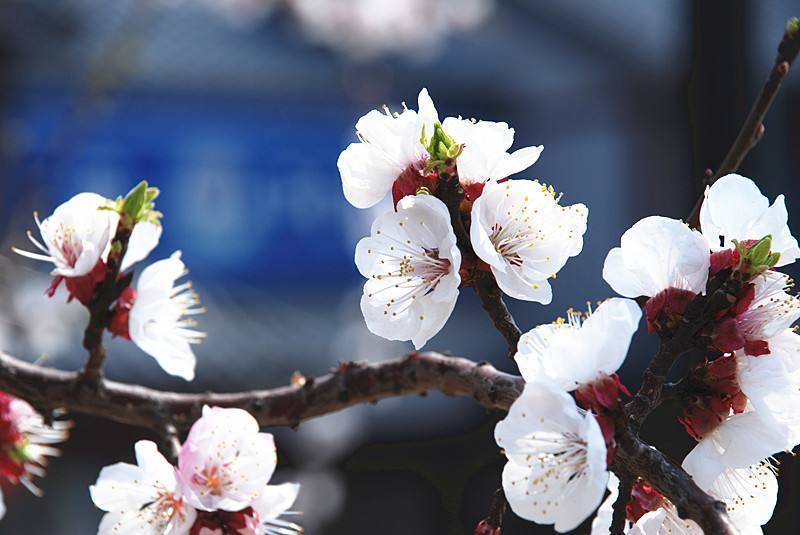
[515,298,641,389]
[90,440,196,535]
[338,88,438,209]
[683,452,777,534]
[495,381,608,533]
[737,328,800,444]
[627,508,703,535]
[14,192,118,277]
[735,271,800,344]
[603,216,710,298]
[177,406,279,512]
[471,179,588,303]
[129,252,205,381]
[700,173,800,267]
[682,411,789,490]
[440,116,542,188]
[251,482,303,535]
[355,194,461,349]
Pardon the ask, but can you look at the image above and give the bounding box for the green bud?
[767,251,781,268]
[787,16,799,36]
[121,180,162,227]
[422,122,463,172]
[416,186,432,195]
[747,235,773,266]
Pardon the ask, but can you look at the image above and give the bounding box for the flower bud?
[474,520,501,535]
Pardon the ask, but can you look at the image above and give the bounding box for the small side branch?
[609,474,633,535]
[687,18,800,228]
[81,225,133,382]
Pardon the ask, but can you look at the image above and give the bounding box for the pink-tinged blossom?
[13,192,118,278]
[355,194,461,349]
[178,407,279,513]
[700,173,800,267]
[0,393,69,520]
[91,440,196,535]
[470,179,588,303]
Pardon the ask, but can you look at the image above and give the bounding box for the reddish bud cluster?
[644,287,696,335]
[626,480,666,523]
[576,373,631,466]
[678,355,747,440]
[392,162,439,208]
[47,259,107,307]
[108,287,137,340]
[0,392,24,481]
[190,507,260,535]
[710,282,770,356]
[474,519,501,535]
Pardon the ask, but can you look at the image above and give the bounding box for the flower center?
[193,464,233,497]
[150,490,188,526]
[51,224,84,267]
[367,234,452,318]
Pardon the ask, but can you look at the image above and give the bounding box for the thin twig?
[437,173,522,354]
[609,474,633,535]
[687,18,800,228]
[81,225,133,382]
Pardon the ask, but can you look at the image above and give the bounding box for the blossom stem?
[81,224,133,383]
[436,169,522,354]
[609,473,633,535]
[625,279,741,430]
[687,17,800,228]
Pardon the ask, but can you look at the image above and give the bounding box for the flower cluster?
[0,392,69,520]
[491,173,800,533]
[90,406,301,535]
[341,88,588,348]
[14,183,206,380]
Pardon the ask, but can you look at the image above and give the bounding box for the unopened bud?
[474,520,500,535]
[121,180,162,227]
[747,234,773,266]
[787,16,800,37]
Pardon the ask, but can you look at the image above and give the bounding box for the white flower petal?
[253,483,301,521]
[589,473,619,535]
[338,142,401,209]
[121,221,162,272]
[129,252,203,381]
[603,216,709,298]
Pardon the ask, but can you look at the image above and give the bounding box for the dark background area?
[0,0,798,533]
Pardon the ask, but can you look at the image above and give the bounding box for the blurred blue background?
[0,0,799,533]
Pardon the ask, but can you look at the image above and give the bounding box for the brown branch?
[0,349,734,532]
[615,430,737,535]
[81,224,133,382]
[609,473,632,535]
[687,18,800,228]
[0,351,522,433]
[625,279,740,429]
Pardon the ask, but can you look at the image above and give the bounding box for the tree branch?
[625,280,739,429]
[0,349,734,532]
[687,18,800,228]
[81,224,133,382]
